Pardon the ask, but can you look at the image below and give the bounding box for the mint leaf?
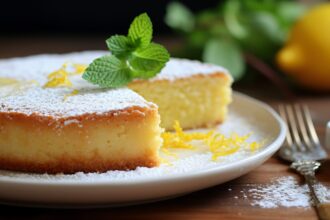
[203,39,245,80]
[129,43,170,78]
[128,13,153,48]
[106,35,134,57]
[83,13,170,88]
[82,55,131,88]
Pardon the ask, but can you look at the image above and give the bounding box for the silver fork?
[278,104,330,220]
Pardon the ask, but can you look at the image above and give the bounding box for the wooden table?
[0,36,329,220]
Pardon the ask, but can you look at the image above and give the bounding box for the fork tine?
[278,104,294,148]
[278,103,327,162]
[286,105,306,152]
[294,104,314,151]
[302,105,321,148]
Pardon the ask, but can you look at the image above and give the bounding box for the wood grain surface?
[0,36,329,220]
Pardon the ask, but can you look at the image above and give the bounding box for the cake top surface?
[0,87,151,118]
[0,51,230,83]
[0,51,229,118]
[155,56,229,81]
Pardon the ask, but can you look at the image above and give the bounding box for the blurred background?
[1,0,329,98]
[0,0,213,57]
[0,0,215,36]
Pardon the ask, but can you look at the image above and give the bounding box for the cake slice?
[0,87,162,174]
[129,58,232,130]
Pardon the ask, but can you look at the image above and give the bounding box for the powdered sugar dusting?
[0,87,152,118]
[0,51,154,117]
[0,51,230,85]
[0,51,107,85]
[0,51,230,117]
[237,176,330,208]
[153,58,230,81]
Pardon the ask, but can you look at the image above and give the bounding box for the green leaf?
[106,35,134,57]
[203,39,244,80]
[223,0,248,40]
[276,1,307,23]
[82,55,131,88]
[129,43,170,78]
[250,12,282,44]
[223,0,281,60]
[165,2,195,32]
[187,30,210,49]
[128,13,153,48]
[82,13,170,88]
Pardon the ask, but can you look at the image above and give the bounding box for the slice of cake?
[128,58,232,130]
[0,51,232,174]
[0,87,162,174]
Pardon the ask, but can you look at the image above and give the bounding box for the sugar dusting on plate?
[233,176,330,208]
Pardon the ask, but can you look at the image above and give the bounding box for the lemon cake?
[0,87,162,174]
[128,59,232,130]
[0,51,232,174]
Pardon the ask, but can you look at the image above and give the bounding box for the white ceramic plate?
[0,92,286,208]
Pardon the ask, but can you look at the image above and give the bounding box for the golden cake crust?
[0,153,158,174]
[0,105,155,125]
[0,106,161,174]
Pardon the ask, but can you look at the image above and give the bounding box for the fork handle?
[291,161,330,220]
[304,174,330,220]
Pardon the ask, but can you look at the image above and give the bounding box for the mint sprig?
[83,13,170,88]
[128,13,153,48]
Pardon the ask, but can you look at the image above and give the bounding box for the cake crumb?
[63,119,81,126]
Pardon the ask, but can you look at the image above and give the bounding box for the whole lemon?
[276,3,330,91]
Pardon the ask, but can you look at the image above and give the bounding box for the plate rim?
[0,92,286,186]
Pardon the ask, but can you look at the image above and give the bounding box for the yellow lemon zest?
[162,130,195,150]
[43,63,86,88]
[249,141,261,152]
[72,64,87,75]
[0,78,39,88]
[161,121,262,163]
[43,64,72,88]
[207,133,243,161]
[0,78,40,97]
[63,89,79,101]
[173,120,215,142]
[0,77,19,86]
